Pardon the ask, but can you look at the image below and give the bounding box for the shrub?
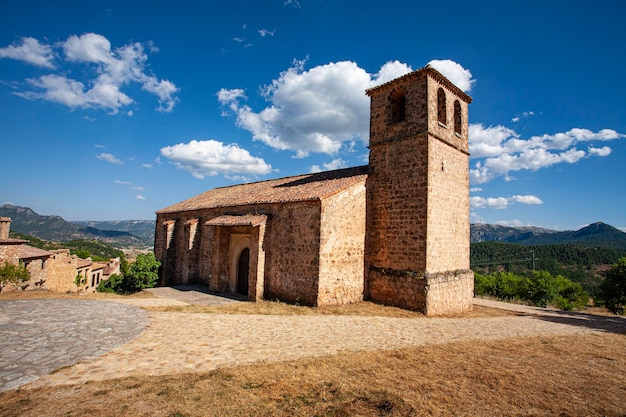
[97,273,123,293]
[474,270,589,311]
[97,253,161,294]
[600,257,626,315]
[123,253,161,292]
[0,261,30,290]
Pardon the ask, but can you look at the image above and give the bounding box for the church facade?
[154,66,474,315]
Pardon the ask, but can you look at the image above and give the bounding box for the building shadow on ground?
[168,285,248,302]
[535,309,626,335]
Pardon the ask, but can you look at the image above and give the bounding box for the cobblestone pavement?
[0,299,149,392]
[21,295,625,390]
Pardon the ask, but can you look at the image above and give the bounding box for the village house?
[0,217,120,293]
[156,66,474,315]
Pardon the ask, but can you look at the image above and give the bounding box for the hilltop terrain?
[471,222,626,251]
[0,204,149,247]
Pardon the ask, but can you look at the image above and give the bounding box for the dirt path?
[25,296,626,389]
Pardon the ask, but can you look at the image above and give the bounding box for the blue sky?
[1,1,624,232]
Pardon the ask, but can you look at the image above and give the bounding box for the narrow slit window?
[437,88,447,125]
[454,100,462,135]
[389,89,406,123]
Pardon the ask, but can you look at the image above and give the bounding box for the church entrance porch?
[205,214,267,302]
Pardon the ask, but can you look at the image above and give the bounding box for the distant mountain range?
[471,222,626,251]
[0,204,153,247]
[2,204,625,251]
[71,220,156,244]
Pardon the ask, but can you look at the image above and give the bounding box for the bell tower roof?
[366,65,473,104]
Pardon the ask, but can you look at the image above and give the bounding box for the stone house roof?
[77,259,92,269]
[366,65,473,104]
[0,238,28,245]
[157,165,369,214]
[19,245,52,260]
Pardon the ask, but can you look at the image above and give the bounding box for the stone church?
[155,65,474,315]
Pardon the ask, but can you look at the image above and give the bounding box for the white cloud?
[0,37,56,68]
[371,60,414,86]
[219,59,436,157]
[160,139,272,179]
[136,195,146,200]
[114,179,131,185]
[142,163,153,169]
[258,29,275,37]
[132,186,144,191]
[589,146,612,156]
[427,59,475,92]
[510,195,543,205]
[310,158,347,173]
[495,219,526,227]
[470,187,483,192]
[470,196,510,209]
[512,111,535,123]
[4,33,178,114]
[218,59,476,158]
[470,125,624,184]
[97,153,123,165]
[470,194,543,209]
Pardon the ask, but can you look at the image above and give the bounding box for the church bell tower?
[364,66,474,316]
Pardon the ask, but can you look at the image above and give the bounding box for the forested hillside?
[10,232,124,261]
[471,241,625,297]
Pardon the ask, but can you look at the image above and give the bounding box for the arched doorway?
[237,248,249,296]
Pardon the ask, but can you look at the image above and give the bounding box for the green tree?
[600,257,626,315]
[0,261,30,291]
[122,253,161,293]
[97,273,123,293]
[524,270,558,308]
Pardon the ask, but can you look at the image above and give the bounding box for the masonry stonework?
[155,66,474,315]
[364,67,473,315]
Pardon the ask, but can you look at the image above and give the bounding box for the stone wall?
[23,258,47,290]
[365,68,473,315]
[424,270,474,316]
[0,242,22,266]
[426,135,470,272]
[318,180,367,306]
[366,134,429,273]
[46,250,80,293]
[368,267,473,315]
[155,200,323,306]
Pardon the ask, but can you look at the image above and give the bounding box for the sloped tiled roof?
[77,259,92,269]
[206,214,268,227]
[366,66,473,104]
[20,245,52,260]
[91,262,106,271]
[157,165,369,214]
[0,238,27,245]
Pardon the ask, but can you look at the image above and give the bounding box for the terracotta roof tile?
[77,259,92,268]
[157,165,369,214]
[366,66,473,104]
[20,245,52,259]
[0,238,27,245]
[91,263,106,271]
[205,214,268,227]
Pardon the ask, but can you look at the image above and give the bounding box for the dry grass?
[1,333,624,417]
[0,289,154,300]
[0,289,516,318]
[142,300,517,318]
